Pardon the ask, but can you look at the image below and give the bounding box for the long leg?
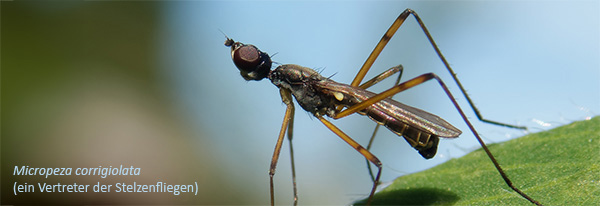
[337,73,542,205]
[358,65,403,89]
[286,99,298,205]
[269,88,297,206]
[352,8,526,130]
[357,65,404,182]
[316,115,382,206]
[364,125,380,183]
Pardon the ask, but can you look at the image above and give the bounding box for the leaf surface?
[356,116,600,205]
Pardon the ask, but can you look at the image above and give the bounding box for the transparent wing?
[317,79,461,138]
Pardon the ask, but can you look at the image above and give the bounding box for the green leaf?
[356,116,600,205]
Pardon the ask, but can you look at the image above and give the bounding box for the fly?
[223,8,542,206]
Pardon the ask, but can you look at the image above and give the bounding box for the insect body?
[223,8,542,206]
[226,39,462,205]
[270,64,461,158]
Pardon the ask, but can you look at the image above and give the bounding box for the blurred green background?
[1,2,244,204]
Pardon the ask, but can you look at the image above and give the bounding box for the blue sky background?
[160,1,598,204]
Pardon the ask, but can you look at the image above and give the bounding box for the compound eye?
[225,40,271,81]
[232,45,261,72]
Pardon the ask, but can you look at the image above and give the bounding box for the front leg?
[269,88,297,206]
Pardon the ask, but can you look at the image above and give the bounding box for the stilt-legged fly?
[224,8,542,206]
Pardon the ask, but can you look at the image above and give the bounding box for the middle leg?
[316,115,382,205]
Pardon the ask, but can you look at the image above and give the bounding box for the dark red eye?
[225,38,272,81]
[233,45,261,70]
